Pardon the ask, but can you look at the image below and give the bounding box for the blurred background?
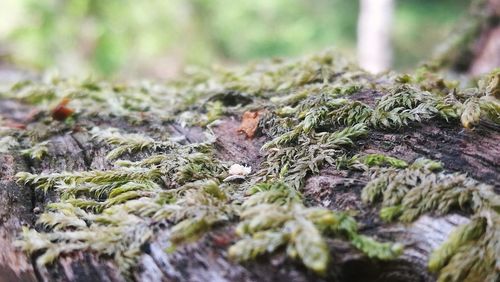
[0,0,471,79]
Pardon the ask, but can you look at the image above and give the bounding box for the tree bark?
[0,81,498,282]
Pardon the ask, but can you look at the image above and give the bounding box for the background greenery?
[0,0,470,79]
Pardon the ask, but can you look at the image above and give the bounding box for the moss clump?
[362,158,499,281]
[428,213,499,282]
[360,153,408,168]
[362,158,499,221]
[20,140,49,160]
[230,182,402,273]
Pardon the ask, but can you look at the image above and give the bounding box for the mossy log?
[0,53,499,282]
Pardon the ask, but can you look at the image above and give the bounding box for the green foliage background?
[0,0,469,78]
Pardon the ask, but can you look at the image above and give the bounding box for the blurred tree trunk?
[469,0,500,75]
[357,0,394,73]
[432,0,500,75]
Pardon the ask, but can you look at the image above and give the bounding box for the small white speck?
[228,164,251,176]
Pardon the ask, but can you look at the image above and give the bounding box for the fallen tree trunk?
[0,53,498,282]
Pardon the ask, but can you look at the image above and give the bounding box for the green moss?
[361,154,408,168]
[229,182,402,273]
[20,140,49,160]
[3,51,499,280]
[429,212,499,282]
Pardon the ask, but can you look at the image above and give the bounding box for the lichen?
[0,135,19,153]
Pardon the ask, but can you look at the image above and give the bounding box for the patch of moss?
[2,51,498,281]
[362,158,499,281]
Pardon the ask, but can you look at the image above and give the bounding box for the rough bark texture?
[0,82,498,282]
